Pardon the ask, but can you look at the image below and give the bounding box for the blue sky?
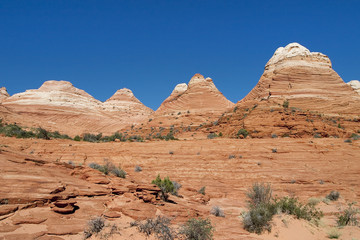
[1,0,360,110]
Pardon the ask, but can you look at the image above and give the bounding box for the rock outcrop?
[156,74,233,114]
[347,80,360,95]
[240,43,360,116]
[137,74,234,133]
[0,87,9,102]
[1,81,153,135]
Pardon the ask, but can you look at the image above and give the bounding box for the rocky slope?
[0,81,153,136]
[347,80,360,95]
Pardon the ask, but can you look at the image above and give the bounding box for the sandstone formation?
[240,43,360,115]
[141,74,234,132]
[0,81,153,136]
[103,88,153,115]
[0,87,9,102]
[156,73,234,114]
[347,80,360,95]
[208,43,360,139]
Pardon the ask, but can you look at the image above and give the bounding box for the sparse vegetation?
[283,100,289,109]
[84,217,105,239]
[242,183,323,234]
[152,175,175,201]
[135,216,175,240]
[228,155,236,159]
[272,148,277,153]
[0,123,71,140]
[207,133,218,139]
[179,218,214,240]
[337,202,359,227]
[326,191,340,201]
[134,165,142,172]
[327,228,341,239]
[237,129,249,138]
[198,186,206,195]
[89,161,126,178]
[210,206,225,217]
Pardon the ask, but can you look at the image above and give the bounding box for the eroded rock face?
[0,87,9,102]
[240,43,360,116]
[347,80,360,95]
[1,81,153,136]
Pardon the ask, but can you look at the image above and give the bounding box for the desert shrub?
[210,206,225,217]
[83,133,102,142]
[237,129,248,138]
[50,130,71,139]
[308,197,321,206]
[0,124,35,138]
[326,191,340,201]
[246,183,272,207]
[84,217,105,239]
[327,228,341,239]
[207,133,218,139]
[283,100,289,109]
[350,133,360,140]
[74,135,81,141]
[344,139,352,143]
[179,218,214,240]
[198,186,206,195]
[111,167,126,178]
[36,127,50,140]
[0,198,9,205]
[274,196,323,221]
[89,162,102,170]
[228,155,236,159]
[136,216,175,240]
[272,148,277,153]
[271,134,277,138]
[152,175,175,201]
[242,202,277,234]
[171,181,182,196]
[134,165,142,172]
[67,160,75,166]
[337,202,359,226]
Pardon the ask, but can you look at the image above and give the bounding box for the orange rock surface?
[0,137,359,239]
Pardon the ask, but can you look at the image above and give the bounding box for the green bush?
[237,129,249,138]
[327,228,341,239]
[179,218,214,240]
[242,183,323,234]
[136,216,175,240]
[84,217,105,239]
[83,133,103,142]
[242,202,277,234]
[152,175,175,201]
[210,206,225,217]
[326,191,340,201]
[246,183,272,207]
[74,135,81,141]
[283,100,289,109]
[198,186,206,195]
[337,202,359,226]
[274,196,323,221]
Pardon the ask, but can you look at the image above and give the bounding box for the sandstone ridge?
[1,80,153,135]
[240,43,360,116]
